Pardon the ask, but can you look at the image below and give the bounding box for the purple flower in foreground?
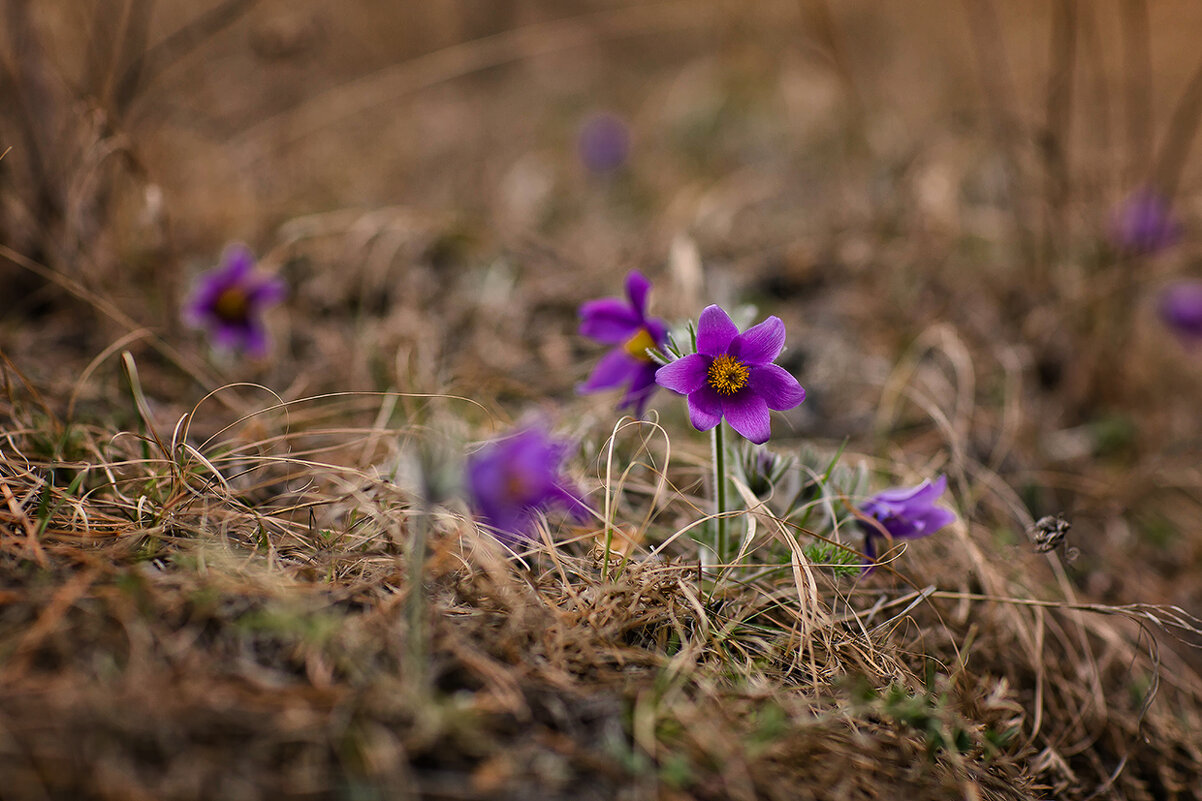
[654,305,806,444]
[858,475,956,573]
[578,112,630,173]
[578,271,669,417]
[466,427,588,544]
[1159,281,1202,342]
[184,244,286,357]
[1111,190,1181,255]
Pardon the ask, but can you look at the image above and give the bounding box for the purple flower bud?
[1159,280,1202,342]
[184,244,286,358]
[1110,190,1181,255]
[655,305,806,444]
[857,476,955,573]
[578,113,630,173]
[465,427,588,545]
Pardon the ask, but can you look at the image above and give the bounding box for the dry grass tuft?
[1,363,1200,799]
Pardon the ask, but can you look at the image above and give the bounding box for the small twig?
[1041,0,1077,259]
[116,0,260,114]
[104,0,153,109]
[1153,46,1202,200]
[961,0,1037,272]
[795,0,866,144]
[1120,0,1153,183]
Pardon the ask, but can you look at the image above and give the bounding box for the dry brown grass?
[1,359,1200,800]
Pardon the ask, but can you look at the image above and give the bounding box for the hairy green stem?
[712,422,728,566]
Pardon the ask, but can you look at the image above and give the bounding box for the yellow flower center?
[707,354,749,395]
[213,287,250,322]
[622,328,657,361]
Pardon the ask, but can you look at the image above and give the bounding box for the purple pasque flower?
[578,271,669,417]
[654,305,805,444]
[1159,280,1202,342]
[1111,189,1181,255]
[857,475,956,573]
[184,244,286,357]
[578,112,630,173]
[465,426,589,545]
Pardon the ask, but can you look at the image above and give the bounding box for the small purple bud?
[1110,190,1181,255]
[1159,281,1202,342]
[578,113,630,173]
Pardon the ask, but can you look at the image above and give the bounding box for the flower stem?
[712,421,728,566]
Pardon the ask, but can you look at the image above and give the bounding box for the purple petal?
[182,296,211,328]
[579,298,640,344]
[655,353,709,395]
[686,386,723,431]
[897,506,956,540]
[748,364,805,411]
[211,323,246,350]
[466,456,533,540]
[731,316,785,365]
[580,349,637,394]
[645,317,668,346]
[1160,282,1202,338]
[721,393,771,444]
[625,271,652,318]
[220,244,255,279]
[550,482,590,522]
[183,276,228,324]
[621,362,660,417]
[242,324,270,358]
[696,305,738,356]
[874,475,947,507]
[248,275,288,305]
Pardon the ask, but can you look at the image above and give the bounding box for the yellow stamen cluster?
[707,354,749,395]
[622,328,657,361]
[213,287,250,322]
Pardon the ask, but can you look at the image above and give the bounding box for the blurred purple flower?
[578,271,669,417]
[578,112,630,173]
[655,305,806,444]
[858,475,955,573]
[184,244,286,357]
[466,427,588,545]
[1159,280,1202,342]
[1111,190,1181,255]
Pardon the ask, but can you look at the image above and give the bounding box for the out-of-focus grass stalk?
[405,501,429,690]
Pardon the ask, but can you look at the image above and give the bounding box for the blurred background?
[3,0,1202,616]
